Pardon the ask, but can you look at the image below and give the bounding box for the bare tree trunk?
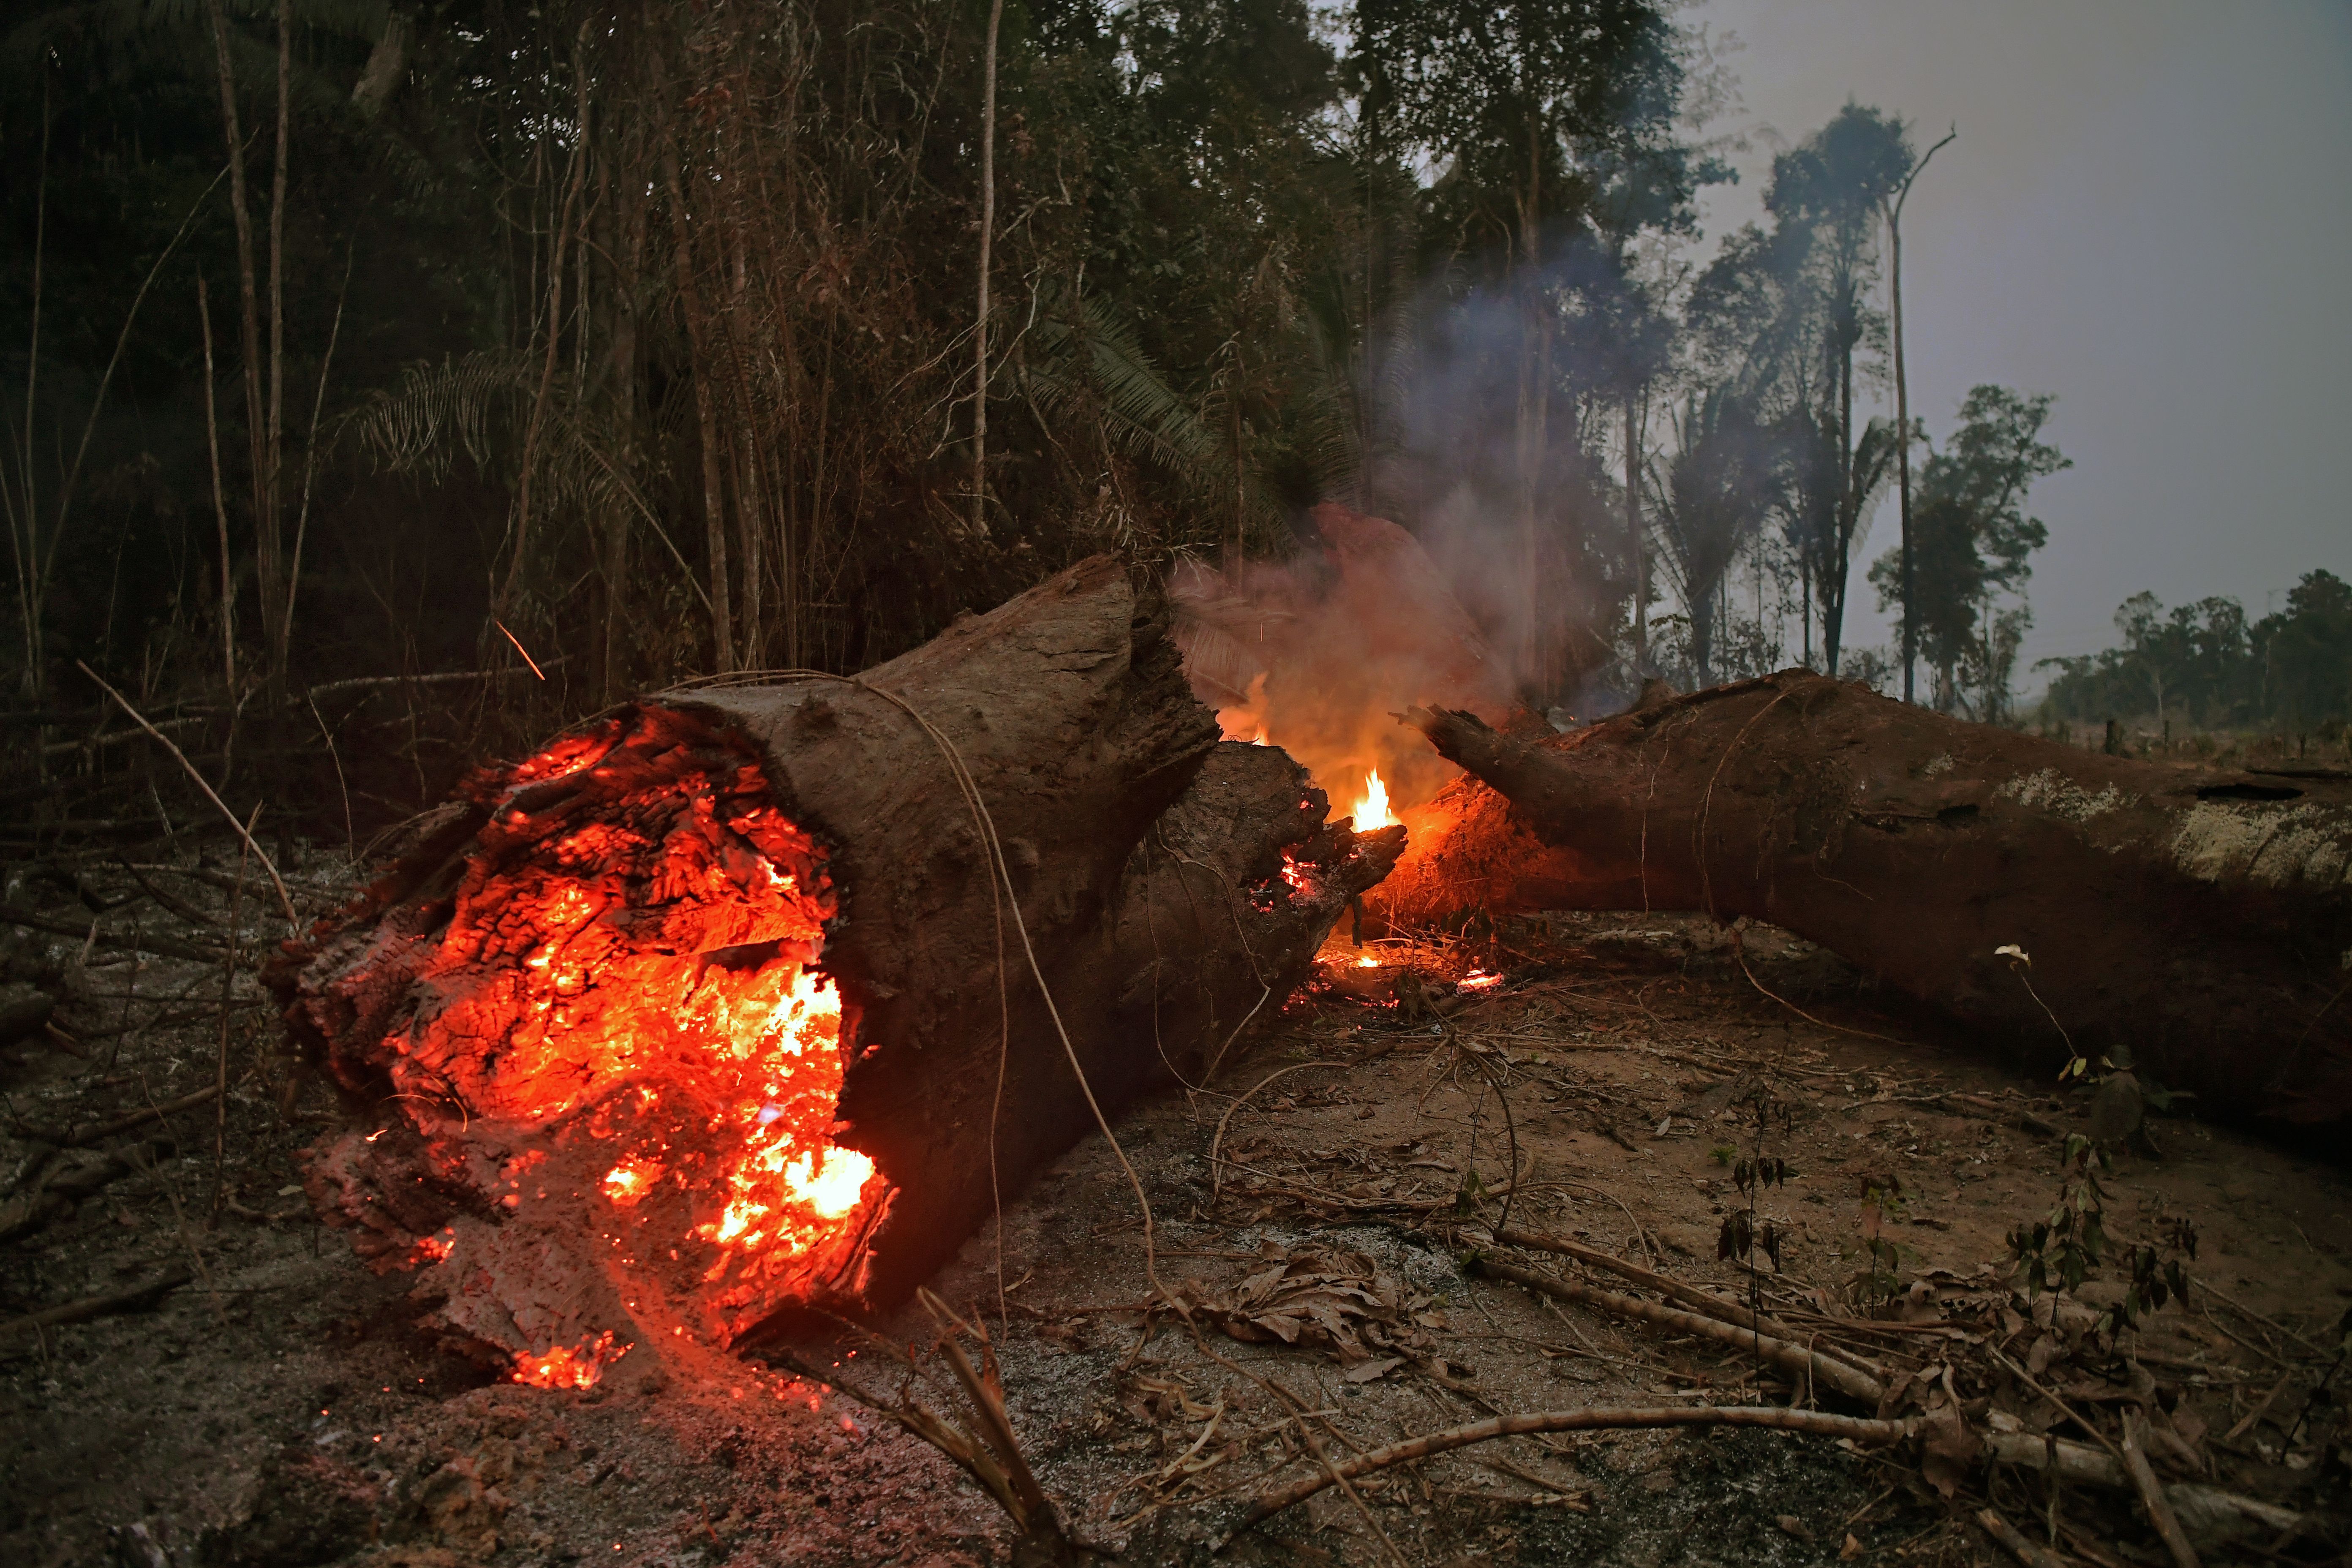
[599,98,650,705]
[1891,213,1915,704]
[1625,388,1645,676]
[1513,110,1545,693]
[198,280,235,694]
[1888,128,1953,707]
[503,28,592,615]
[262,0,290,683]
[1828,330,1853,676]
[203,0,270,686]
[969,0,1004,538]
[11,101,47,690]
[662,147,735,671]
[731,426,768,670]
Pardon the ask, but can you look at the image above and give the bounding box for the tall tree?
[2257,569,2352,731]
[1764,103,1911,675]
[1870,384,2067,718]
[1648,384,1777,685]
[1881,123,1955,704]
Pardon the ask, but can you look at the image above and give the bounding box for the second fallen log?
[1401,671,2352,1124]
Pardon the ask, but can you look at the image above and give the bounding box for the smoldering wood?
[279,555,1399,1374]
[1391,670,2352,1124]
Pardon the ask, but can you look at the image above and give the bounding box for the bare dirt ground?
[4,847,2347,1568]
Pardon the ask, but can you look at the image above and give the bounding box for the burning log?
[280,557,1400,1385]
[1395,671,2352,1124]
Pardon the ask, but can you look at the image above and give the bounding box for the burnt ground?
[3,846,2349,1568]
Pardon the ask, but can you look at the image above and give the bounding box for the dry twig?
[2121,1410,2202,1568]
[1217,1404,1907,1542]
[1492,1223,1885,1380]
[0,1264,193,1341]
[74,662,298,931]
[1472,1256,1884,1405]
[1974,1505,2071,1568]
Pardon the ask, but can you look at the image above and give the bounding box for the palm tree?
[1650,386,1778,686]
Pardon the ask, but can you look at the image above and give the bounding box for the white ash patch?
[1993,767,2133,823]
[2169,800,2352,887]
[1921,753,1956,778]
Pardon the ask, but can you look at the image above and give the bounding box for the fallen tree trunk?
[1395,671,2352,1124]
[280,556,1400,1383]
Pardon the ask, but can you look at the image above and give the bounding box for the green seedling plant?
[1853,1175,1906,1309]
[1716,1086,1798,1365]
[2006,1133,2197,1336]
[2008,1134,2110,1298]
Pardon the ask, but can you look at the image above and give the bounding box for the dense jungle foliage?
[4,1,2339,833]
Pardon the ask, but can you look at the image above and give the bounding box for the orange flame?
[1352,768,1396,830]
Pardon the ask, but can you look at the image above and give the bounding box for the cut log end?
[275,557,1401,1381]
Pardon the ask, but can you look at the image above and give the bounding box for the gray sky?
[1688,0,2352,678]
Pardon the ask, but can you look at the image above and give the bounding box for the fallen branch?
[1217,1404,1908,1541]
[0,902,227,965]
[24,1085,221,1148]
[0,1138,173,1244]
[1471,1255,1885,1406]
[0,1264,193,1340]
[1394,679,2352,1122]
[304,661,569,703]
[1975,1505,2070,1568]
[1492,1223,1886,1380]
[1983,1432,2311,1540]
[2123,1410,2202,1568]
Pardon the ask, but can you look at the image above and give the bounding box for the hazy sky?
[1688,0,2352,677]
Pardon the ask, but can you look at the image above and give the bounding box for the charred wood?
[277,556,1398,1379]
[1394,672,2352,1124]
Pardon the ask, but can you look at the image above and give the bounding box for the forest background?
[5,0,2346,841]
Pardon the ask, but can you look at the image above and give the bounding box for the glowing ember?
[1458,970,1502,990]
[1352,768,1396,831]
[363,715,891,1345]
[1356,955,1380,969]
[513,1330,630,1390]
[602,1157,663,1204]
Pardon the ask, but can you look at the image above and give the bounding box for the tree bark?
[279,557,1401,1375]
[970,0,1004,538]
[1391,672,2352,1124]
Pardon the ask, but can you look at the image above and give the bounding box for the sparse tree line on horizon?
[5,0,2305,829]
[2034,571,2352,746]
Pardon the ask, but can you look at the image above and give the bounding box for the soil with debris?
[5,847,2348,1568]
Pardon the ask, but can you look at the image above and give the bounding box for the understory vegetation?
[5,0,2315,833]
